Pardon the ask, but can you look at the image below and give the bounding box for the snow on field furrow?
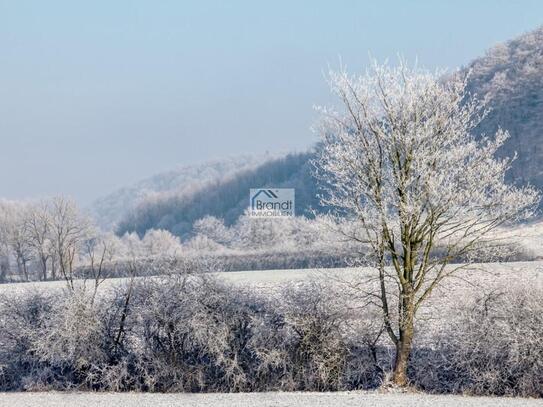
[0,391,541,407]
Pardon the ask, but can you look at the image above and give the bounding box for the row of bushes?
[74,249,362,282]
[0,273,541,396]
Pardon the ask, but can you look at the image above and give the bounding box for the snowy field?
[0,260,541,297]
[0,391,541,407]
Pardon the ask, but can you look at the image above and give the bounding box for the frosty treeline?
[0,197,358,283]
[0,197,539,283]
[0,197,98,284]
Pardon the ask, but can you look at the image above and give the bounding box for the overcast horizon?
[1,0,543,205]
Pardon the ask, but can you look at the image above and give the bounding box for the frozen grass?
[0,391,541,407]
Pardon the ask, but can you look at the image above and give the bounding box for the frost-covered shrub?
[27,290,108,389]
[0,291,55,390]
[277,281,352,390]
[248,281,384,391]
[0,288,128,391]
[123,274,261,391]
[0,275,541,396]
[99,275,381,392]
[411,285,543,397]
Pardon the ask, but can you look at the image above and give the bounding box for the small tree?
[81,233,117,303]
[48,197,92,289]
[24,201,53,281]
[314,61,540,386]
[141,229,182,257]
[7,211,34,281]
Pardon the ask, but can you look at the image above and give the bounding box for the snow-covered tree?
[314,60,540,386]
[141,229,182,257]
[0,201,17,281]
[23,201,53,280]
[7,207,34,281]
[193,216,233,246]
[48,197,93,289]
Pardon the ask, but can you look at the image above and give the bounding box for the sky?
[1,0,542,205]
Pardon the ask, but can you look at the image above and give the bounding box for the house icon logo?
[249,188,295,217]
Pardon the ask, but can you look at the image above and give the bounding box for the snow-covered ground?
[0,260,541,295]
[0,391,541,407]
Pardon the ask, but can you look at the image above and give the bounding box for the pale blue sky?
[1,0,542,204]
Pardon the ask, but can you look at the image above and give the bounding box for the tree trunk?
[41,256,47,281]
[392,292,415,386]
[392,324,414,385]
[51,256,56,280]
[0,257,8,283]
[22,259,29,282]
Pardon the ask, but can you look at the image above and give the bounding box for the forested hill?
[464,26,543,187]
[90,155,271,230]
[103,26,543,238]
[115,152,324,238]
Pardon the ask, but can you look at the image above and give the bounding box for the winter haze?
[1,1,543,203]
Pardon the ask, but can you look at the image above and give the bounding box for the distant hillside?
[90,155,273,230]
[115,152,324,238]
[464,26,543,187]
[111,26,543,238]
